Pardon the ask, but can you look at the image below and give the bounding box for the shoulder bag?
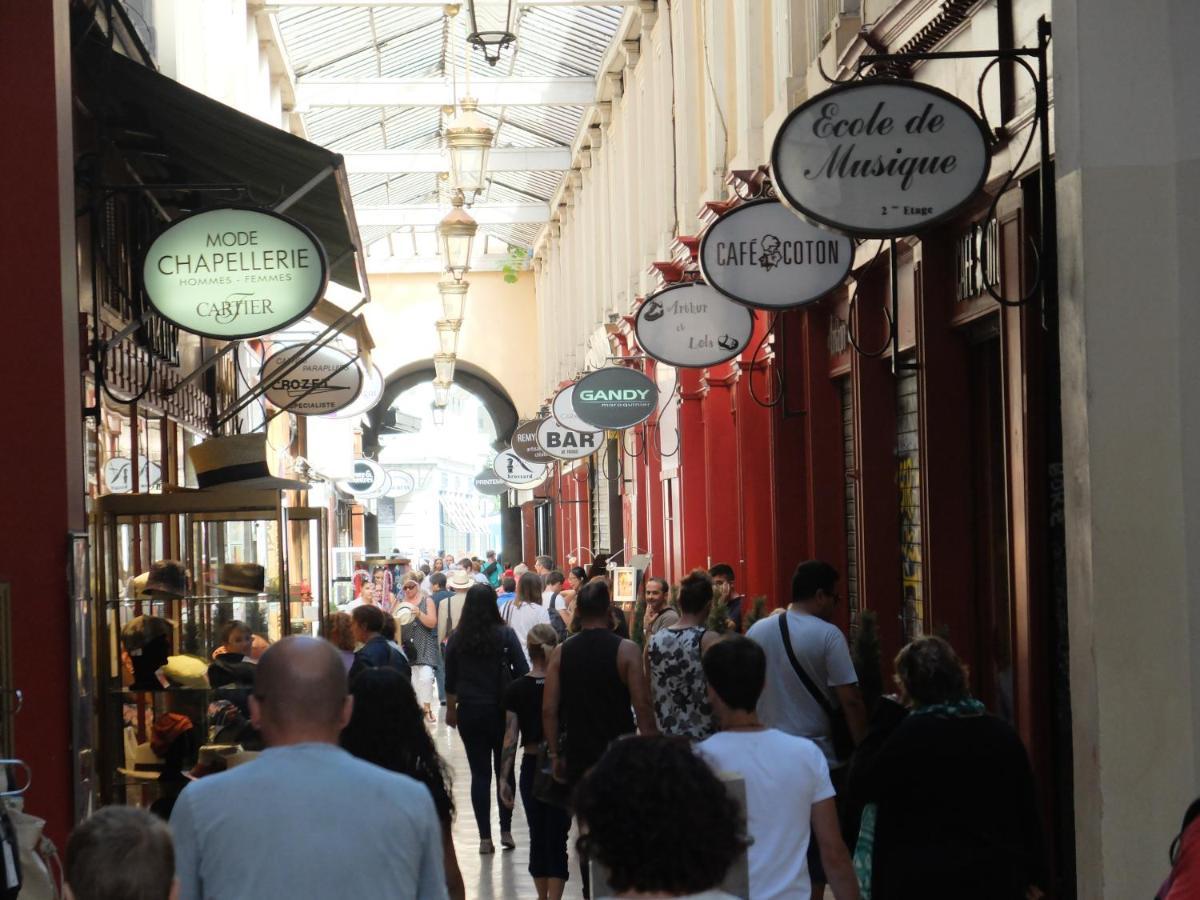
[532,742,572,810]
[778,613,855,761]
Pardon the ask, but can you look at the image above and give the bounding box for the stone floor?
[433,716,587,900]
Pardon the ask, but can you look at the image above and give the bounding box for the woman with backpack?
[444,583,530,854]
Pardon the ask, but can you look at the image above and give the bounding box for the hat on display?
[120,615,175,654]
[447,571,474,591]
[188,433,309,492]
[126,572,151,600]
[212,563,265,595]
[145,560,188,599]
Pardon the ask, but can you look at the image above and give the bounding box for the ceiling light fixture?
[466,0,516,67]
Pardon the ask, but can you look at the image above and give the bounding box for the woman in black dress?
[444,583,529,854]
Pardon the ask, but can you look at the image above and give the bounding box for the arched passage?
[363,358,519,453]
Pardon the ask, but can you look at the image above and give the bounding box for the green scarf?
[909,697,987,718]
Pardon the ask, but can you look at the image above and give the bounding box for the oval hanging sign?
[326,361,383,420]
[552,382,593,433]
[387,469,416,497]
[699,200,854,309]
[142,206,328,339]
[474,470,509,496]
[571,367,658,430]
[512,419,554,465]
[261,344,363,416]
[493,449,547,488]
[771,81,991,237]
[635,282,755,368]
[337,458,390,498]
[536,417,602,461]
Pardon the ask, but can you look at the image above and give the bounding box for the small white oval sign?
[771,81,991,237]
[699,200,854,309]
[261,344,363,416]
[493,449,547,488]
[536,417,602,461]
[142,206,328,339]
[337,458,390,498]
[552,382,593,433]
[635,282,756,368]
[325,361,383,420]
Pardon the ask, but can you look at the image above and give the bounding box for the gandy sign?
[771,81,991,237]
[571,367,658,430]
[699,200,854,309]
[142,207,328,339]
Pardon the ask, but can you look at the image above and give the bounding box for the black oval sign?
[473,470,509,496]
[571,367,658,430]
[511,419,554,464]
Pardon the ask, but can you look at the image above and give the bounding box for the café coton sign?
[536,416,601,462]
[699,200,854,309]
[571,367,658,430]
[142,206,328,339]
[771,81,991,237]
[261,344,363,416]
[635,282,755,368]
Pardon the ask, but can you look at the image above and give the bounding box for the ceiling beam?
[268,1,638,7]
[342,147,570,174]
[356,203,549,227]
[296,77,594,109]
[365,253,518,275]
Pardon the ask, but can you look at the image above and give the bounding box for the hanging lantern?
[436,319,461,356]
[466,0,516,67]
[431,402,446,426]
[437,190,478,282]
[439,279,469,323]
[434,353,456,384]
[445,98,494,197]
[433,379,452,407]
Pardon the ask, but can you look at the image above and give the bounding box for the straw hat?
[447,571,474,591]
[211,563,265,595]
[188,433,308,491]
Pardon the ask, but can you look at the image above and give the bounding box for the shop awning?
[441,494,485,536]
[75,38,368,297]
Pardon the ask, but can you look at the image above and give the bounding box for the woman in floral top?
[646,569,723,739]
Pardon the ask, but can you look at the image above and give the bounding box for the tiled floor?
[433,717,587,900]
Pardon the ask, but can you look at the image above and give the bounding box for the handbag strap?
[778,613,837,721]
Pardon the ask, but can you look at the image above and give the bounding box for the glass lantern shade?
[446,98,494,196]
[431,403,446,426]
[432,380,452,407]
[433,353,456,384]
[438,190,478,282]
[466,0,516,67]
[439,279,469,322]
[436,319,461,356]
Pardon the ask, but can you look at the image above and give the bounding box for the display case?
[90,490,329,810]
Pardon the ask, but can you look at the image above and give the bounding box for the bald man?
[170,637,447,900]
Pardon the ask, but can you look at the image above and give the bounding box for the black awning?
[75,38,367,296]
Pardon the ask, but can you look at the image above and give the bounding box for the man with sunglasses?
[747,560,867,899]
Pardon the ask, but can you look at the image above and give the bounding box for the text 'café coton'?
[155,229,314,277]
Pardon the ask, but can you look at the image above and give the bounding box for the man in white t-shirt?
[542,569,566,609]
[695,637,859,900]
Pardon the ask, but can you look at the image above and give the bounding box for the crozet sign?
[699,200,854,309]
[635,282,755,368]
[571,367,658,430]
[536,416,601,461]
[771,81,991,237]
[261,344,363,416]
[142,207,328,339]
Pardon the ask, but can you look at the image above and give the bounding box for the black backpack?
[547,591,569,640]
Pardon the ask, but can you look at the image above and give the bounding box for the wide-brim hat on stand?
[447,571,474,591]
[211,563,265,595]
[144,560,188,598]
[188,433,309,492]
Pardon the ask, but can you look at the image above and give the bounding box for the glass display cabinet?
[90,490,328,811]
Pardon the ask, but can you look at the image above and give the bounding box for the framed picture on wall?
[612,567,638,606]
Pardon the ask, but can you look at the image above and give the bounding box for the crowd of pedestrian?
[61,553,1200,900]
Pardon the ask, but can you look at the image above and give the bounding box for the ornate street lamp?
[438,279,469,323]
[433,379,452,407]
[445,98,494,197]
[437,189,478,282]
[431,402,446,426]
[434,353,456,384]
[466,0,516,67]
[436,319,461,356]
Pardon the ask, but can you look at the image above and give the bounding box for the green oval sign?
[141,206,328,339]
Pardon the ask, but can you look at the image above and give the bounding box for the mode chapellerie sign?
[771,81,991,237]
[699,200,854,309]
[635,282,755,368]
[142,207,328,339]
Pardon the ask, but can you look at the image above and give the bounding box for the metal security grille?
[589,456,611,556]
[840,378,860,635]
[896,368,925,639]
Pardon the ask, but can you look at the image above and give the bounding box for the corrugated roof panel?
[303,105,386,151]
[382,106,443,151]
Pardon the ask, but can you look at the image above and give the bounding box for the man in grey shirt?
[170,637,447,900]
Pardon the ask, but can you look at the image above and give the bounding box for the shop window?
[589,460,611,556]
[896,367,925,640]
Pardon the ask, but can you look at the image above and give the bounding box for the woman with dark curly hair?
[574,735,748,898]
[341,667,464,900]
[855,636,1046,900]
[444,582,529,854]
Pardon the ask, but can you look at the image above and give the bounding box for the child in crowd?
[65,805,177,900]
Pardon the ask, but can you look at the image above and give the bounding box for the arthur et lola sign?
[142,207,328,339]
[635,282,755,368]
[771,81,991,237]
